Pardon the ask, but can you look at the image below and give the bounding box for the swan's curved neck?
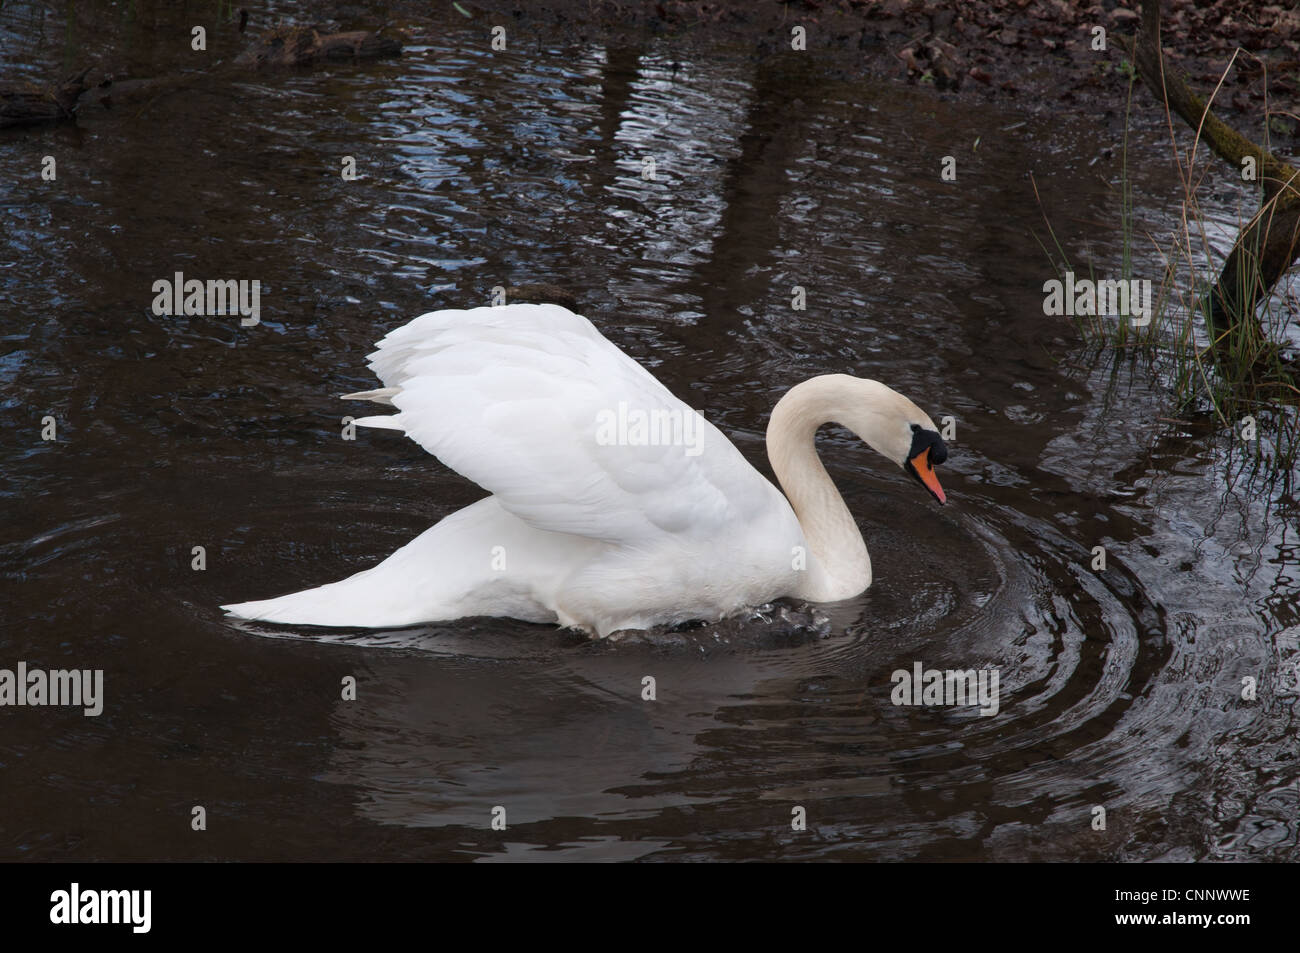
[766,375,885,601]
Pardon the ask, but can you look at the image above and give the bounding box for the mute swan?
[222,303,948,636]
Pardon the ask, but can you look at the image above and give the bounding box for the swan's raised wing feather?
[352,304,763,544]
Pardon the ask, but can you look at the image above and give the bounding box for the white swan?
[222,303,948,636]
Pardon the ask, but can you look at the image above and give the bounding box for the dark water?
[2,2,1297,861]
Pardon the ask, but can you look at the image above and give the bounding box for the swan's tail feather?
[221,589,366,627]
[221,557,440,628]
[220,499,565,629]
[341,387,399,405]
[351,414,405,431]
[220,584,424,627]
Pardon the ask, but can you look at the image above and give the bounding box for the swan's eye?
[906,427,948,466]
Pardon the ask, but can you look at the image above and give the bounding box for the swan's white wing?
[351,304,773,545]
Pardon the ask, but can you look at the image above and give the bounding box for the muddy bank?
[454,0,1298,147]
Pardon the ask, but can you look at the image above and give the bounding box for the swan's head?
[849,380,947,505]
[830,376,950,505]
[902,421,948,504]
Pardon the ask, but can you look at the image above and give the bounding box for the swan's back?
[353,304,787,545]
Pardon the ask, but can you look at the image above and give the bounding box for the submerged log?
[0,68,92,129]
[505,284,581,309]
[3,23,400,129]
[236,26,402,69]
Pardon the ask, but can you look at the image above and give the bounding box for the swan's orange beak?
[908,448,946,505]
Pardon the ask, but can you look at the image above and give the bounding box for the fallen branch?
[0,68,93,129]
[1132,0,1300,349]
